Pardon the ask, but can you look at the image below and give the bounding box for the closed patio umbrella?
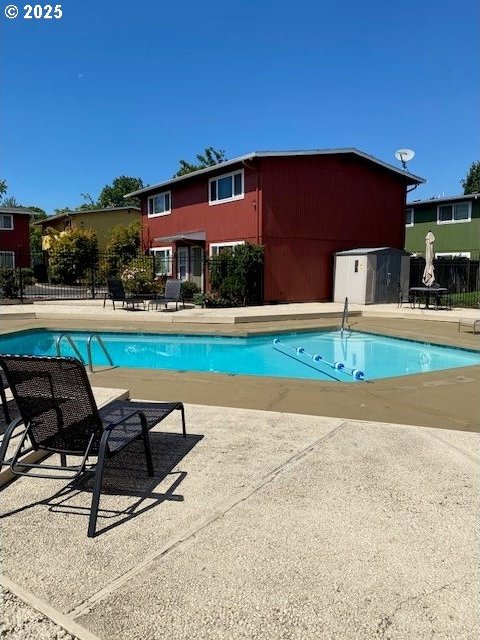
[422,231,435,286]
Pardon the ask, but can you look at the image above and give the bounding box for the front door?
[177,247,188,281]
[190,246,203,290]
[176,246,204,290]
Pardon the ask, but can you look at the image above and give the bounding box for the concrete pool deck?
[1,405,478,640]
[1,300,479,639]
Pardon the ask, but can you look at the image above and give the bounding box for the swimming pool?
[1,329,479,382]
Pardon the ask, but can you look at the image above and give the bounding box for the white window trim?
[208,170,244,206]
[405,208,414,227]
[0,214,14,230]
[0,251,15,268]
[148,191,172,218]
[436,201,472,225]
[209,241,245,256]
[436,252,471,258]
[150,246,173,276]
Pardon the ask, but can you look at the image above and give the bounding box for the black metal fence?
[2,250,264,306]
[2,250,478,308]
[15,251,201,300]
[410,257,479,308]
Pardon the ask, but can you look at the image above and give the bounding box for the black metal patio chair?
[103,277,147,311]
[0,369,11,424]
[147,278,184,312]
[0,354,186,538]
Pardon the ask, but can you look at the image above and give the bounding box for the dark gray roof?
[335,247,410,256]
[0,206,34,217]
[35,206,141,226]
[408,193,479,206]
[126,148,425,197]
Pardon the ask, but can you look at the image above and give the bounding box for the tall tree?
[27,207,48,254]
[1,195,20,208]
[0,179,6,201]
[98,176,144,208]
[461,161,480,194]
[173,147,227,177]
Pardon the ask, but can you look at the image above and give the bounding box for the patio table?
[409,287,449,310]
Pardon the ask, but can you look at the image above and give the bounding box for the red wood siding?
[259,155,408,302]
[0,214,31,267]
[141,164,260,252]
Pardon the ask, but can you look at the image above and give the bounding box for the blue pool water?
[1,329,479,382]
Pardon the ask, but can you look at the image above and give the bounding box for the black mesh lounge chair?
[0,354,186,537]
[103,277,147,311]
[0,369,11,424]
[148,278,184,312]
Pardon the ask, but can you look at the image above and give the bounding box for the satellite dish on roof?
[395,148,415,170]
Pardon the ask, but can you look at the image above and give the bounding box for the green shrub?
[208,243,264,306]
[181,280,200,301]
[0,268,19,298]
[19,267,35,286]
[192,292,206,306]
[121,257,160,294]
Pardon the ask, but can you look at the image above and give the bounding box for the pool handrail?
[87,333,114,373]
[55,333,85,364]
[341,297,349,337]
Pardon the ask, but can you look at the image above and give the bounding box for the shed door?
[375,254,401,303]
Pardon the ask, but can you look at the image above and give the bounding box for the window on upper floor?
[437,202,471,224]
[150,246,172,275]
[148,192,171,218]
[0,214,13,230]
[406,208,414,227]
[0,251,15,268]
[209,170,244,205]
[209,241,245,256]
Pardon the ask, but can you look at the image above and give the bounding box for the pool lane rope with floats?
[272,338,365,381]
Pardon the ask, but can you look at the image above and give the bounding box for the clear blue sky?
[1,0,479,213]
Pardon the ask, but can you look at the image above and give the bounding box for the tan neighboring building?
[36,206,141,253]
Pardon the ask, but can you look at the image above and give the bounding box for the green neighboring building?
[405,193,480,259]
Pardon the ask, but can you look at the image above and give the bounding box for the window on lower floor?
[150,247,172,275]
[209,241,245,256]
[437,202,471,224]
[148,192,171,217]
[209,170,244,205]
[405,208,414,226]
[0,214,13,230]
[0,251,15,268]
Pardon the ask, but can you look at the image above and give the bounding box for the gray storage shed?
[333,247,410,304]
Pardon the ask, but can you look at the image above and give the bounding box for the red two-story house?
[127,149,424,303]
[0,207,32,268]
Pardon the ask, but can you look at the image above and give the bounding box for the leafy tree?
[98,176,144,208]
[48,227,98,284]
[26,206,47,218]
[26,207,48,254]
[103,220,141,276]
[1,195,20,208]
[0,179,6,200]
[461,161,480,194]
[174,147,227,177]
